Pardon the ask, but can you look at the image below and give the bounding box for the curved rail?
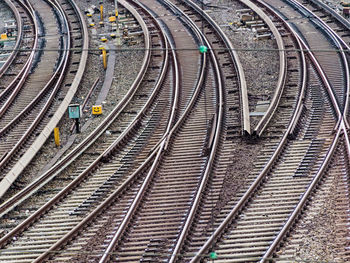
[0,0,89,197]
[0,0,150,206]
[241,0,287,137]
[190,0,345,259]
[0,0,152,247]
[0,0,23,77]
[289,0,350,128]
[190,8,309,261]
[0,0,39,109]
[183,0,250,135]
[15,1,173,261]
[260,121,342,262]
[98,0,210,260]
[255,0,350,259]
[0,0,70,170]
[154,1,224,261]
[281,0,344,124]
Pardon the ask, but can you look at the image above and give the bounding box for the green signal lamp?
[199,45,208,53]
[209,251,217,260]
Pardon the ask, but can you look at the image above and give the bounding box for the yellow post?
[102,48,107,69]
[54,127,60,146]
[100,5,104,21]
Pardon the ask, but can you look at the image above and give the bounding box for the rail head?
[0,0,24,77]
[183,0,250,135]
[0,0,152,210]
[240,0,287,138]
[260,126,342,262]
[0,0,153,250]
[189,12,308,262]
[283,0,343,123]
[28,3,170,261]
[299,0,350,127]
[189,1,344,260]
[0,0,89,198]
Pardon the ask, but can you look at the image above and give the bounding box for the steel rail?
[159,0,223,261]
[257,1,350,257]
[98,0,232,258]
[0,0,24,77]
[0,0,40,116]
[284,0,350,129]
[33,146,160,263]
[0,0,71,137]
[182,0,250,135]
[143,0,206,154]
[98,141,165,263]
[191,0,346,256]
[31,1,176,260]
[281,0,343,124]
[0,0,152,202]
[190,12,308,263]
[252,0,307,136]
[0,0,89,190]
[0,0,38,109]
[0,0,148,197]
[0,0,71,175]
[260,121,342,262]
[99,1,198,260]
[0,0,153,246]
[342,121,350,161]
[0,0,151,206]
[239,0,287,138]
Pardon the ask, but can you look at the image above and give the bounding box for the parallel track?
[189,0,348,261]
[0,0,85,182]
[0,1,178,261]
[0,0,34,84]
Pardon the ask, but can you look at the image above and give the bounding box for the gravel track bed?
[0,0,15,41]
[275,143,350,262]
[190,0,287,228]
[200,0,279,128]
[1,0,144,201]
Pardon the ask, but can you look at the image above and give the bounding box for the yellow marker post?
[92,105,103,115]
[100,5,104,21]
[102,48,107,69]
[54,127,60,146]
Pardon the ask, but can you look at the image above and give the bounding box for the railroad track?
[0,0,248,261]
[0,0,177,261]
[275,139,350,262]
[290,0,350,124]
[186,0,348,261]
[0,0,88,186]
[0,0,35,86]
[0,0,349,262]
